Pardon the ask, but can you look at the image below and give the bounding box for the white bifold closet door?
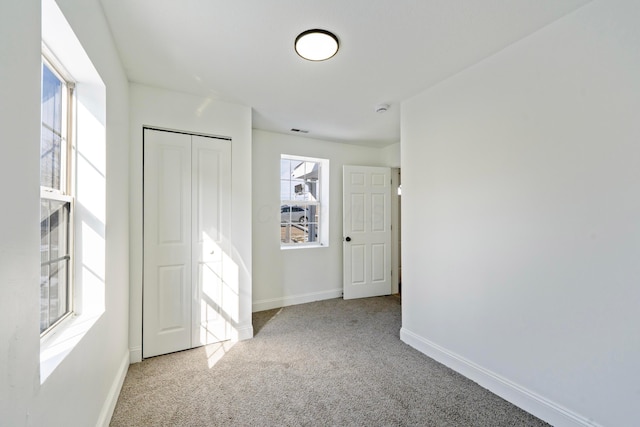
[143,128,231,358]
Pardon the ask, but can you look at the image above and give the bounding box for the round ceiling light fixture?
[295,29,339,61]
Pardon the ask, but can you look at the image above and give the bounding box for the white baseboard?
[232,323,254,341]
[252,288,342,312]
[129,345,142,364]
[97,350,129,427]
[399,327,601,427]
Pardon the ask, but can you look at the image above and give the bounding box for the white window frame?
[280,154,329,248]
[40,51,75,337]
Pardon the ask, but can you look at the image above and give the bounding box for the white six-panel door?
[143,130,192,358]
[343,165,391,299]
[143,129,231,358]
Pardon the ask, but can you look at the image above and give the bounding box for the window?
[40,57,74,335]
[40,0,107,379]
[280,155,328,247]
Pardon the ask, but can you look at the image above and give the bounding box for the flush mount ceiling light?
[295,29,339,61]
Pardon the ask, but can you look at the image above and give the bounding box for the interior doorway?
[391,168,401,295]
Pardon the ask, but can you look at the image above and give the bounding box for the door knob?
[345,236,351,242]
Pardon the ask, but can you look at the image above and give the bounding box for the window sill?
[281,243,328,250]
[40,310,103,383]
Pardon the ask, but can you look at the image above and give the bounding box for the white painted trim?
[400,327,601,427]
[96,351,129,427]
[129,346,142,364]
[232,323,254,341]
[253,288,342,312]
[390,167,401,295]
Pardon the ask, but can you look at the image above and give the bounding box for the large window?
[280,155,327,247]
[40,57,74,335]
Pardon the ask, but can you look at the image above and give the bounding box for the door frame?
[390,167,401,295]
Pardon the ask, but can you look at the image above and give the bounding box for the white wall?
[0,0,130,425]
[0,1,42,423]
[252,129,398,311]
[382,142,401,168]
[129,83,253,362]
[400,1,640,426]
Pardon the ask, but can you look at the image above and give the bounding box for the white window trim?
[280,154,330,249]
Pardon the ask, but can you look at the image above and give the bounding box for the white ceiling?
[99,0,590,147]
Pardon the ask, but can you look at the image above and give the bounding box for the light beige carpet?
[110,296,548,426]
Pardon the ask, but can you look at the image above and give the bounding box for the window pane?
[281,222,310,244]
[41,199,69,258]
[280,205,309,224]
[49,260,68,325]
[40,264,50,333]
[280,223,291,244]
[41,63,64,190]
[41,259,68,332]
[40,207,50,265]
[281,159,321,202]
[307,205,319,243]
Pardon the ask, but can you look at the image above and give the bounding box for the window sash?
[40,57,71,195]
[40,197,72,334]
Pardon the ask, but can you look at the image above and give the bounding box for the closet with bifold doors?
[143,127,232,358]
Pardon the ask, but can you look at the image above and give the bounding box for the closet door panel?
[192,136,232,346]
[143,129,192,358]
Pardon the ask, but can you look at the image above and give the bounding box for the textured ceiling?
[99,0,590,147]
